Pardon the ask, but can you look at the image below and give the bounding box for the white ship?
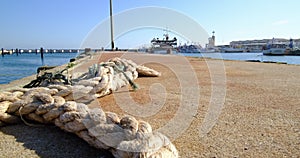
[149,33,177,54]
[263,38,289,55]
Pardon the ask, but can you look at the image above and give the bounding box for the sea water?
[1,52,299,84]
[0,53,77,84]
[180,52,300,65]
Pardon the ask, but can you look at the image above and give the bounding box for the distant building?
[229,38,300,52]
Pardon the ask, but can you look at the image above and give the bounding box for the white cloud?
[272,20,289,25]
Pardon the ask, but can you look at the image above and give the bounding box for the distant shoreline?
[1,52,300,157]
[1,51,300,88]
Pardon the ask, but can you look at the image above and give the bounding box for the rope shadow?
[0,124,114,158]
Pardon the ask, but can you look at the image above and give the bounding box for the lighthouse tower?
[212,31,215,46]
[207,31,216,48]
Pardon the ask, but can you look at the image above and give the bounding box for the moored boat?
[286,49,300,56]
[177,44,202,53]
[149,33,177,54]
[262,39,289,56]
[263,47,287,56]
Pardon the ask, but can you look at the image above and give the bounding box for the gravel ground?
[1,52,299,157]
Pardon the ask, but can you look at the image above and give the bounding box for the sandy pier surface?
[1,52,299,157]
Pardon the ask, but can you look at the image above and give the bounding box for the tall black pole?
[109,0,114,50]
[1,48,4,57]
[40,47,44,65]
[16,48,19,56]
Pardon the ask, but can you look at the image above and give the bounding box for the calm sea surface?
[1,52,300,84]
[180,52,300,65]
[0,53,77,84]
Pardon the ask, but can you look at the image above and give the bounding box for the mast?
[109,0,114,50]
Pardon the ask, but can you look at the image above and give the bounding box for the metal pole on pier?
[1,48,4,57]
[40,47,44,65]
[16,48,19,56]
[109,0,114,50]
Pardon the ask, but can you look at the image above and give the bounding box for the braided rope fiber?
[0,57,178,158]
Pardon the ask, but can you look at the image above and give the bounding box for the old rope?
[0,57,176,158]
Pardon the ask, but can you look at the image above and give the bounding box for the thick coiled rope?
[0,58,177,158]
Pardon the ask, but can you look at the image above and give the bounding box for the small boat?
[263,47,287,56]
[263,38,289,56]
[177,44,202,53]
[262,43,288,56]
[284,39,300,56]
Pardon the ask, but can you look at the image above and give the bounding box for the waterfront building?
[230,38,300,52]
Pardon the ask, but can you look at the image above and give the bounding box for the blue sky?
[0,0,299,49]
